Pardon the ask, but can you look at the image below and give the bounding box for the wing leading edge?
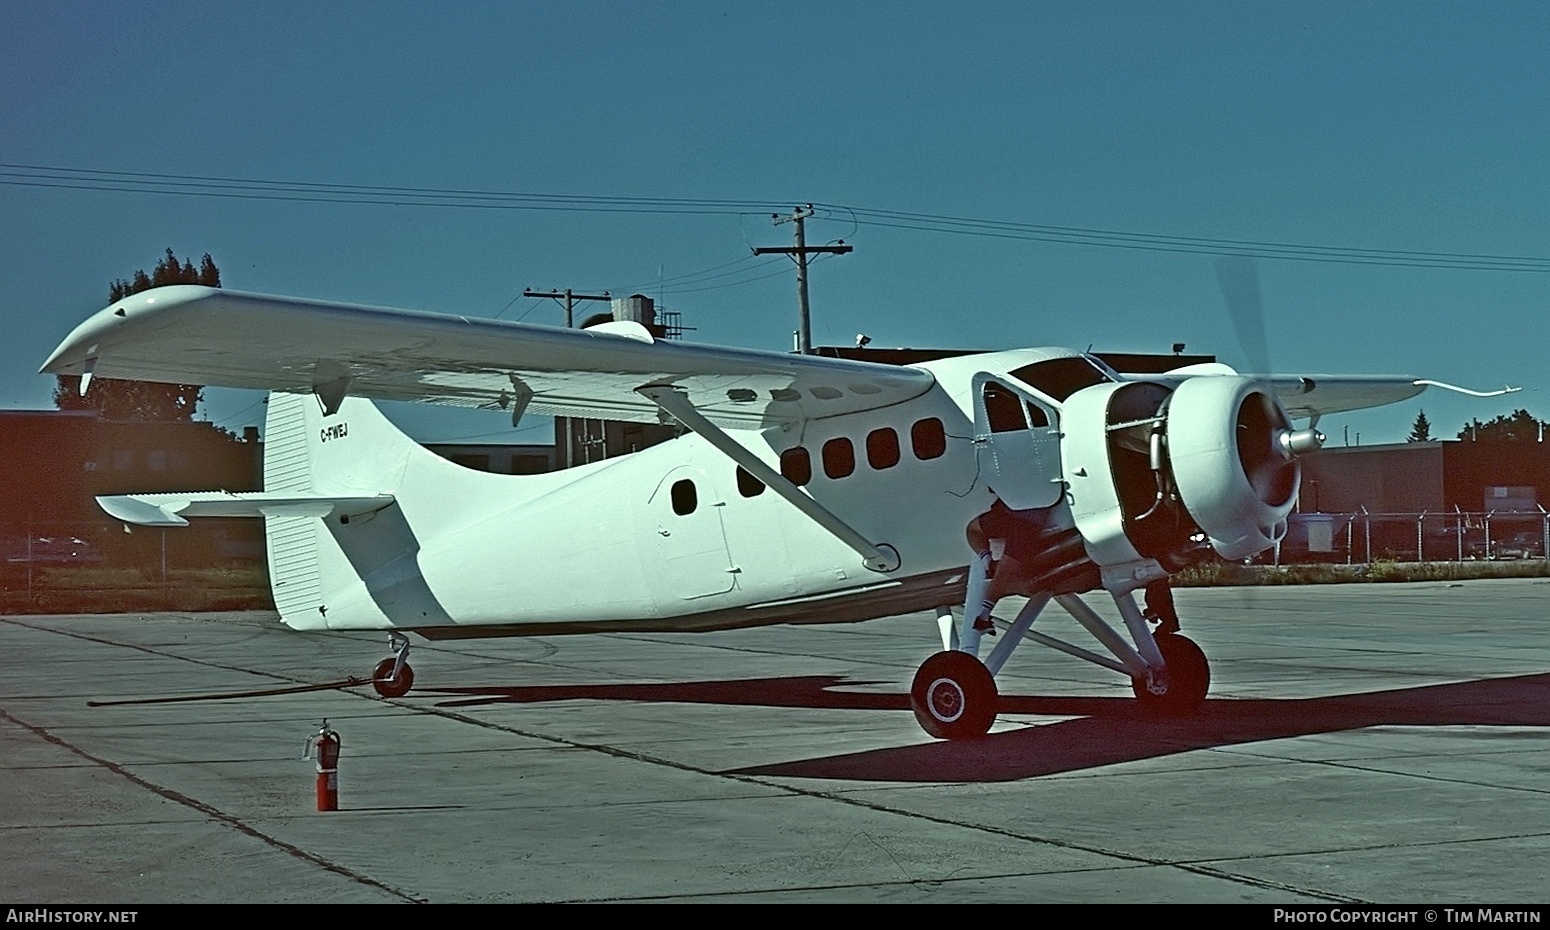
[1138,363,1518,421]
[41,286,937,428]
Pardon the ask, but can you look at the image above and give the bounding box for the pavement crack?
[0,706,425,903]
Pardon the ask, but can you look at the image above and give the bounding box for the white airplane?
[41,285,1513,739]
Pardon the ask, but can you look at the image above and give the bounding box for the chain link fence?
[1262,511,1550,565]
[1,518,265,610]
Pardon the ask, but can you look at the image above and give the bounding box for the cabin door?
[972,373,1063,509]
[645,466,737,602]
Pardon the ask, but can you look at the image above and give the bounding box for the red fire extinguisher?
[303,721,342,812]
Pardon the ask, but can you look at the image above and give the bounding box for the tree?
[1407,409,1432,442]
[54,249,221,421]
[1458,409,1549,442]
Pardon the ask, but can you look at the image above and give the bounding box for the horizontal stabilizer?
[98,491,396,527]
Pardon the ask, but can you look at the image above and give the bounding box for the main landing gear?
[910,587,1212,740]
[910,650,999,740]
[1131,632,1210,716]
[371,632,415,698]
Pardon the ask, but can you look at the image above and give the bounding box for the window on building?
[450,454,491,472]
[513,455,550,474]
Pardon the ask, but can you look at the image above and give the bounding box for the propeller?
[1213,255,1322,512]
[1213,255,1271,377]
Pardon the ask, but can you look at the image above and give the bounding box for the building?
[0,410,263,571]
[1294,437,1550,561]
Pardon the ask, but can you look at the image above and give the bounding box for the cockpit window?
[1008,356,1114,402]
[984,383,1027,433]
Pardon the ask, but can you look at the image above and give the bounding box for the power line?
[659,262,796,294]
[827,205,1550,271]
[0,164,783,212]
[606,254,784,295]
[4,162,1547,272]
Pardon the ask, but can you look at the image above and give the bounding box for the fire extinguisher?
[303,720,342,812]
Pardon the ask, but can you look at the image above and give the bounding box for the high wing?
[1138,362,1518,421]
[1264,374,1518,421]
[40,286,936,428]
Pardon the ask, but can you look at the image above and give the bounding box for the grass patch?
[0,564,273,614]
[5,558,1548,616]
[1172,559,1550,587]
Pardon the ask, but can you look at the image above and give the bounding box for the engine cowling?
[1060,375,1321,569]
[1166,375,1310,560]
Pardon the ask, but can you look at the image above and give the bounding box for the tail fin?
[100,390,532,632]
[261,391,425,629]
[263,391,411,495]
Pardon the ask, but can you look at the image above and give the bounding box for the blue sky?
[3,1,1546,445]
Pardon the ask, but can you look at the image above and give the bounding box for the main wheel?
[910,651,999,740]
[1131,633,1209,716]
[372,658,415,698]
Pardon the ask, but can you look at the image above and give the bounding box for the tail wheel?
[910,651,998,740]
[372,658,415,698]
[1132,633,1209,716]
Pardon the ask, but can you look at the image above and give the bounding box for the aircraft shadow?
[424,673,1550,782]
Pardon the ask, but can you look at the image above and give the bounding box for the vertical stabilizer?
[260,391,421,629]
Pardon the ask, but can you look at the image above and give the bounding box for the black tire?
[372,658,415,698]
[1132,633,1209,716]
[910,651,999,740]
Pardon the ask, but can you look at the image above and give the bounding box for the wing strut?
[637,385,900,573]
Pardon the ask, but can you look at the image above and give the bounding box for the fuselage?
[304,348,1094,635]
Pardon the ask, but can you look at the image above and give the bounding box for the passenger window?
[866,427,900,470]
[822,437,855,479]
[780,447,811,486]
[736,466,765,497]
[912,418,946,460]
[671,479,697,515]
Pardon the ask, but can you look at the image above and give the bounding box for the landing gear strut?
[372,632,414,698]
[910,581,1214,740]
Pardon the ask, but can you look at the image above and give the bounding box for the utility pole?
[752,205,852,354]
[521,287,611,329]
[520,288,612,469]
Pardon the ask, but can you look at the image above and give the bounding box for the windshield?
[1008,355,1115,402]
